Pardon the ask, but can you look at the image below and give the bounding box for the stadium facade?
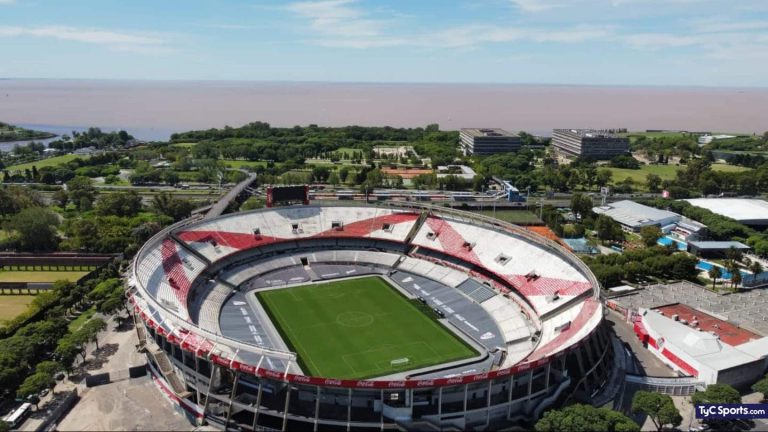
[128,203,613,431]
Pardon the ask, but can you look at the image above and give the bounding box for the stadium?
[127,191,613,431]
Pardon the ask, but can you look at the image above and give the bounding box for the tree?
[6,207,60,252]
[724,260,738,289]
[645,173,662,193]
[17,372,55,401]
[52,189,69,208]
[150,192,195,221]
[631,391,682,431]
[82,318,108,349]
[726,246,744,263]
[311,166,330,183]
[752,376,768,401]
[692,384,742,428]
[570,193,593,220]
[98,295,124,315]
[708,266,721,290]
[731,270,742,290]
[95,190,143,217]
[0,420,10,432]
[639,226,662,247]
[54,338,80,373]
[692,384,741,405]
[750,261,763,283]
[66,176,96,210]
[595,215,623,243]
[536,404,639,432]
[327,171,340,186]
[35,360,63,378]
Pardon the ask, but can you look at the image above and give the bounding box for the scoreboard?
[266,185,309,207]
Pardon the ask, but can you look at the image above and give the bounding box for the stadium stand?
[129,204,609,432]
[456,279,498,304]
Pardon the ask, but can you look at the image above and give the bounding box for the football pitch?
[256,276,477,380]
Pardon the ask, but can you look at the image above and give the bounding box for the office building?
[552,129,629,159]
[459,128,521,156]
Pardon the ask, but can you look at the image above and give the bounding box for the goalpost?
[390,357,410,368]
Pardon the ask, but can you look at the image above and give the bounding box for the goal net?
[390,358,410,367]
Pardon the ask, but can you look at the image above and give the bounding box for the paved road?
[50,314,192,431]
[605,309,676,377]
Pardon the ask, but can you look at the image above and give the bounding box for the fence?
[625,374,705,396]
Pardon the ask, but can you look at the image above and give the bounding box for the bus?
[2,402,31,429]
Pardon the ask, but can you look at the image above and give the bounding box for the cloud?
[286,0,612,49]
[425,25,612,49]
[689,19,768,33]
[286,0,387,38]
[0,0,15,4]
[507,0,561,12]
[0,26,170,53]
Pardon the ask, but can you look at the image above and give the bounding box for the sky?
[1,0,768,86]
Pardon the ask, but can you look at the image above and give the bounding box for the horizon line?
[2,77,767,91]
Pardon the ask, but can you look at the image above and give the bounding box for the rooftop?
[687,241,750,251]
[642,307,763,372]
[654,303,759,346]
[554,129,625,139]
[684,198,768,224]
[461,128,518,138]
[593,200,680,228]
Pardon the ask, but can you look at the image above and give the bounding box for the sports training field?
[257,276,477,379]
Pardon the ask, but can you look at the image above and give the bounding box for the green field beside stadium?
[257,276,477,380]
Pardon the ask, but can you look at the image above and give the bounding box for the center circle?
[336,311,374,328]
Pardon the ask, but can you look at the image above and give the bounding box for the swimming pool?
[657,236,687,251]
[695,260,750,280]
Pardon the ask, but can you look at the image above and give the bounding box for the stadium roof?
[593,200,681,229]
[684,198,768,225]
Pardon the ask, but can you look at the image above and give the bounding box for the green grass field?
[5,154,86,172]
[0,295,36,322]
[608,163,751,186]
[68,306,96,332]
[221,159,271,169]
[257,277,476,379]
[0,271,90,283]
[474,209,542,225]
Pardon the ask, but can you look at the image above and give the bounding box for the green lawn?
[221,159,271,169]
[622,131,689,140]
[257,277,476,379]
[335,147,359,157]
[0,271,91,283]
[5,154,85,172]
[0,295,36,322]
[68,306,96,332]
[608,163,751,186]
[473,209,542,225]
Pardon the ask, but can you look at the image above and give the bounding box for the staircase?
[149,348,193,399]
[133,312,148,353]
[170,231,211,265]
[404,210,429,245]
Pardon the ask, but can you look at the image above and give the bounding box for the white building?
[684,198,768,227]
[436,165,477,181]
[635,307,768,387]
[593,200,681,231]
[698,134,736,145]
